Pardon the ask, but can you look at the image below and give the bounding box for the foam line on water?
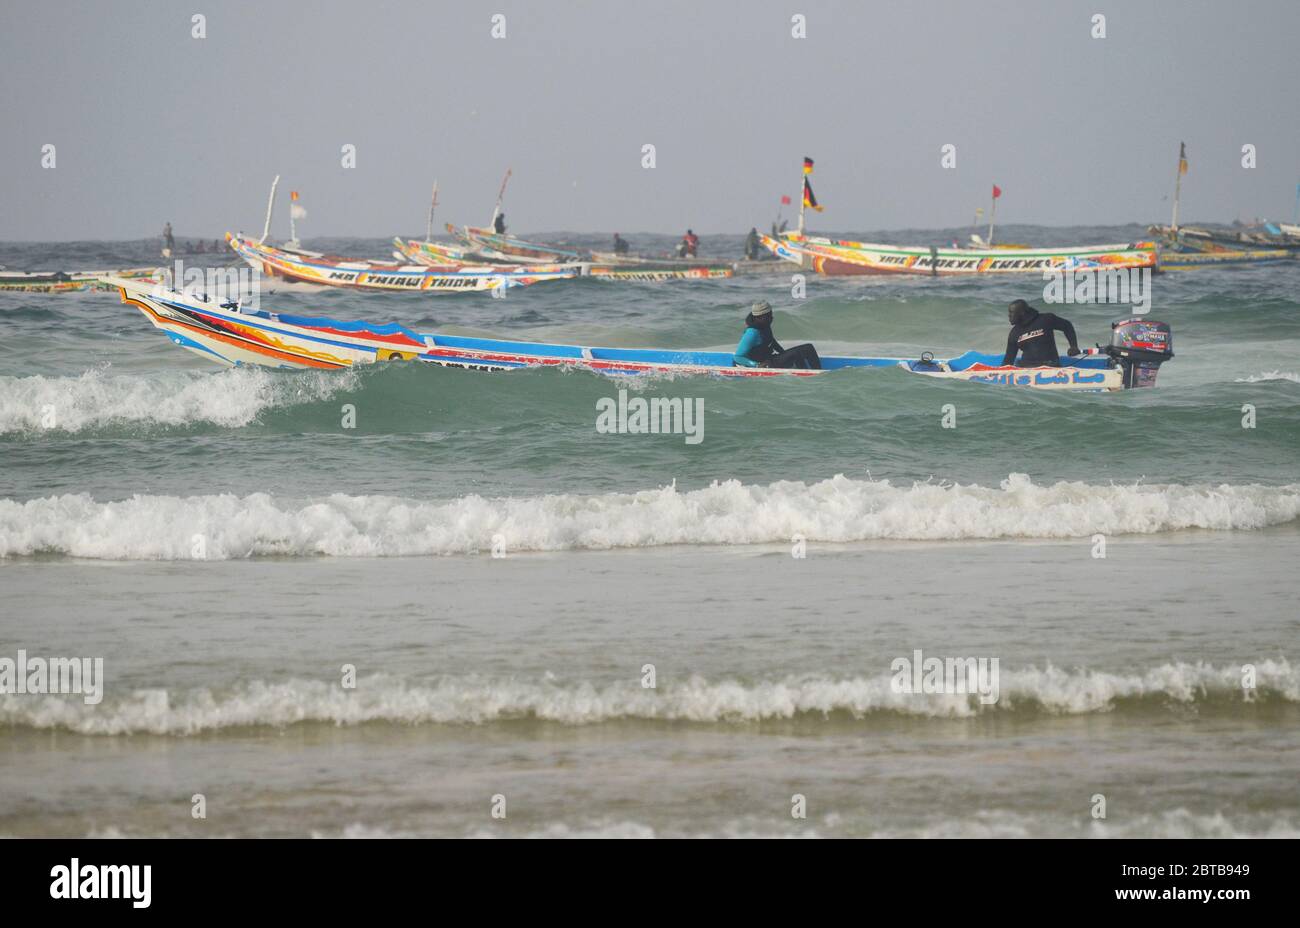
[1,660,1292,735]
[1,474,1298,559]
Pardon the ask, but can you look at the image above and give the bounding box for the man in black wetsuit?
[1001,299,1080,367]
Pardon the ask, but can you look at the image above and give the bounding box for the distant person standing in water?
[612,233,630,255]
[493,212,507,235]
[744,227,761,260]
[162,222,175,258]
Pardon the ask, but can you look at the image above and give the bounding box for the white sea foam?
[1235,370,1300,383]
[0,366,350,434]
[870,810,1300,839]
[25,810,1295,840]
[2,660,1293,735]
[2,474,1297,560]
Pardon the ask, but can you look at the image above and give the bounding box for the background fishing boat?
[394,236,517,267]
[766,158,1156,276]
[229,233,579,292]
[447,222,587,264]
[396,236,741,280]
[0,266,159,293]
[761,232,1157,276]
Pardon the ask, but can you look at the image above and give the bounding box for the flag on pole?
[992,184,1002,199]
[803,177,823,211]
[1178,142,1189,175]
[290,191,299,201]
[289,190,306,220]
[803,157,815,175]
[780,195,792,205]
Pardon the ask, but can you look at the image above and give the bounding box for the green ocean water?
[3,229,1297,506]
[1,229,1298,838]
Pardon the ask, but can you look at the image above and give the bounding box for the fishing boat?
[393,237,515,267]
[760,233,1158,276]
[447,222,586,263]
[0,266,160,293]
[1148,223,1300,253]
[393,238,735,280]
[228,233,580,292]
[762,157,1157,276]
[110,277,1172,392]
[1148,143,1300,258]
[1156,240,1293,269]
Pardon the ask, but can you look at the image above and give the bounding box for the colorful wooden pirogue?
[111,277,1174,392]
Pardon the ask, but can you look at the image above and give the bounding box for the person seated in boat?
[733,301,821,370]
[1002,299,1081,367]
[493,212,507,235]
[612,233,630,255]
[678,229,699,258]
[744,228,761,260]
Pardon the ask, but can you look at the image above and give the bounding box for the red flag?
[780,195,792,205]
[992,185,1002,199]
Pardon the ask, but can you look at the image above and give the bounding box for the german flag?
[803,157,815,175]
[1178,141,1188,175]
[803,177,823,212]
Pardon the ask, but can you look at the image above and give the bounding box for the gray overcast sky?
[2,0,1297,239]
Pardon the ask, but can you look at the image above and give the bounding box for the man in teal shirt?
[733,301,820,369]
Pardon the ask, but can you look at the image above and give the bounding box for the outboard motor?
[1106,319,1173,388]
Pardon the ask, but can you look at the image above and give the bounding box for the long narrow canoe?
[761,233,1158,276]
[0,267,159,293]
[228,233,579,292]
[393,237,513,266]
[1148,224,1300,252]
[394,237,734,280]
[447,223,586,263]
[111,277,1158,392]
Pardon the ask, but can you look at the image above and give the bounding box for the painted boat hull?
[394,238,734,280]
[111,278,1133,392]
[448,223,586,263]
[761,233,1158,276]
[0,267,159,293]
[229,234,579,292]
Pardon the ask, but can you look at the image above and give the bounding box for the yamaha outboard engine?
[1106,319,1173,388]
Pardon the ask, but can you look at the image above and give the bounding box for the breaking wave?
[1,474,1298,559]
[1235,371,1300,384]
[0,366,353,434]
[1,660,1293,735]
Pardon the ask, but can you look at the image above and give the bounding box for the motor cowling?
[1107,319,1173,388]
